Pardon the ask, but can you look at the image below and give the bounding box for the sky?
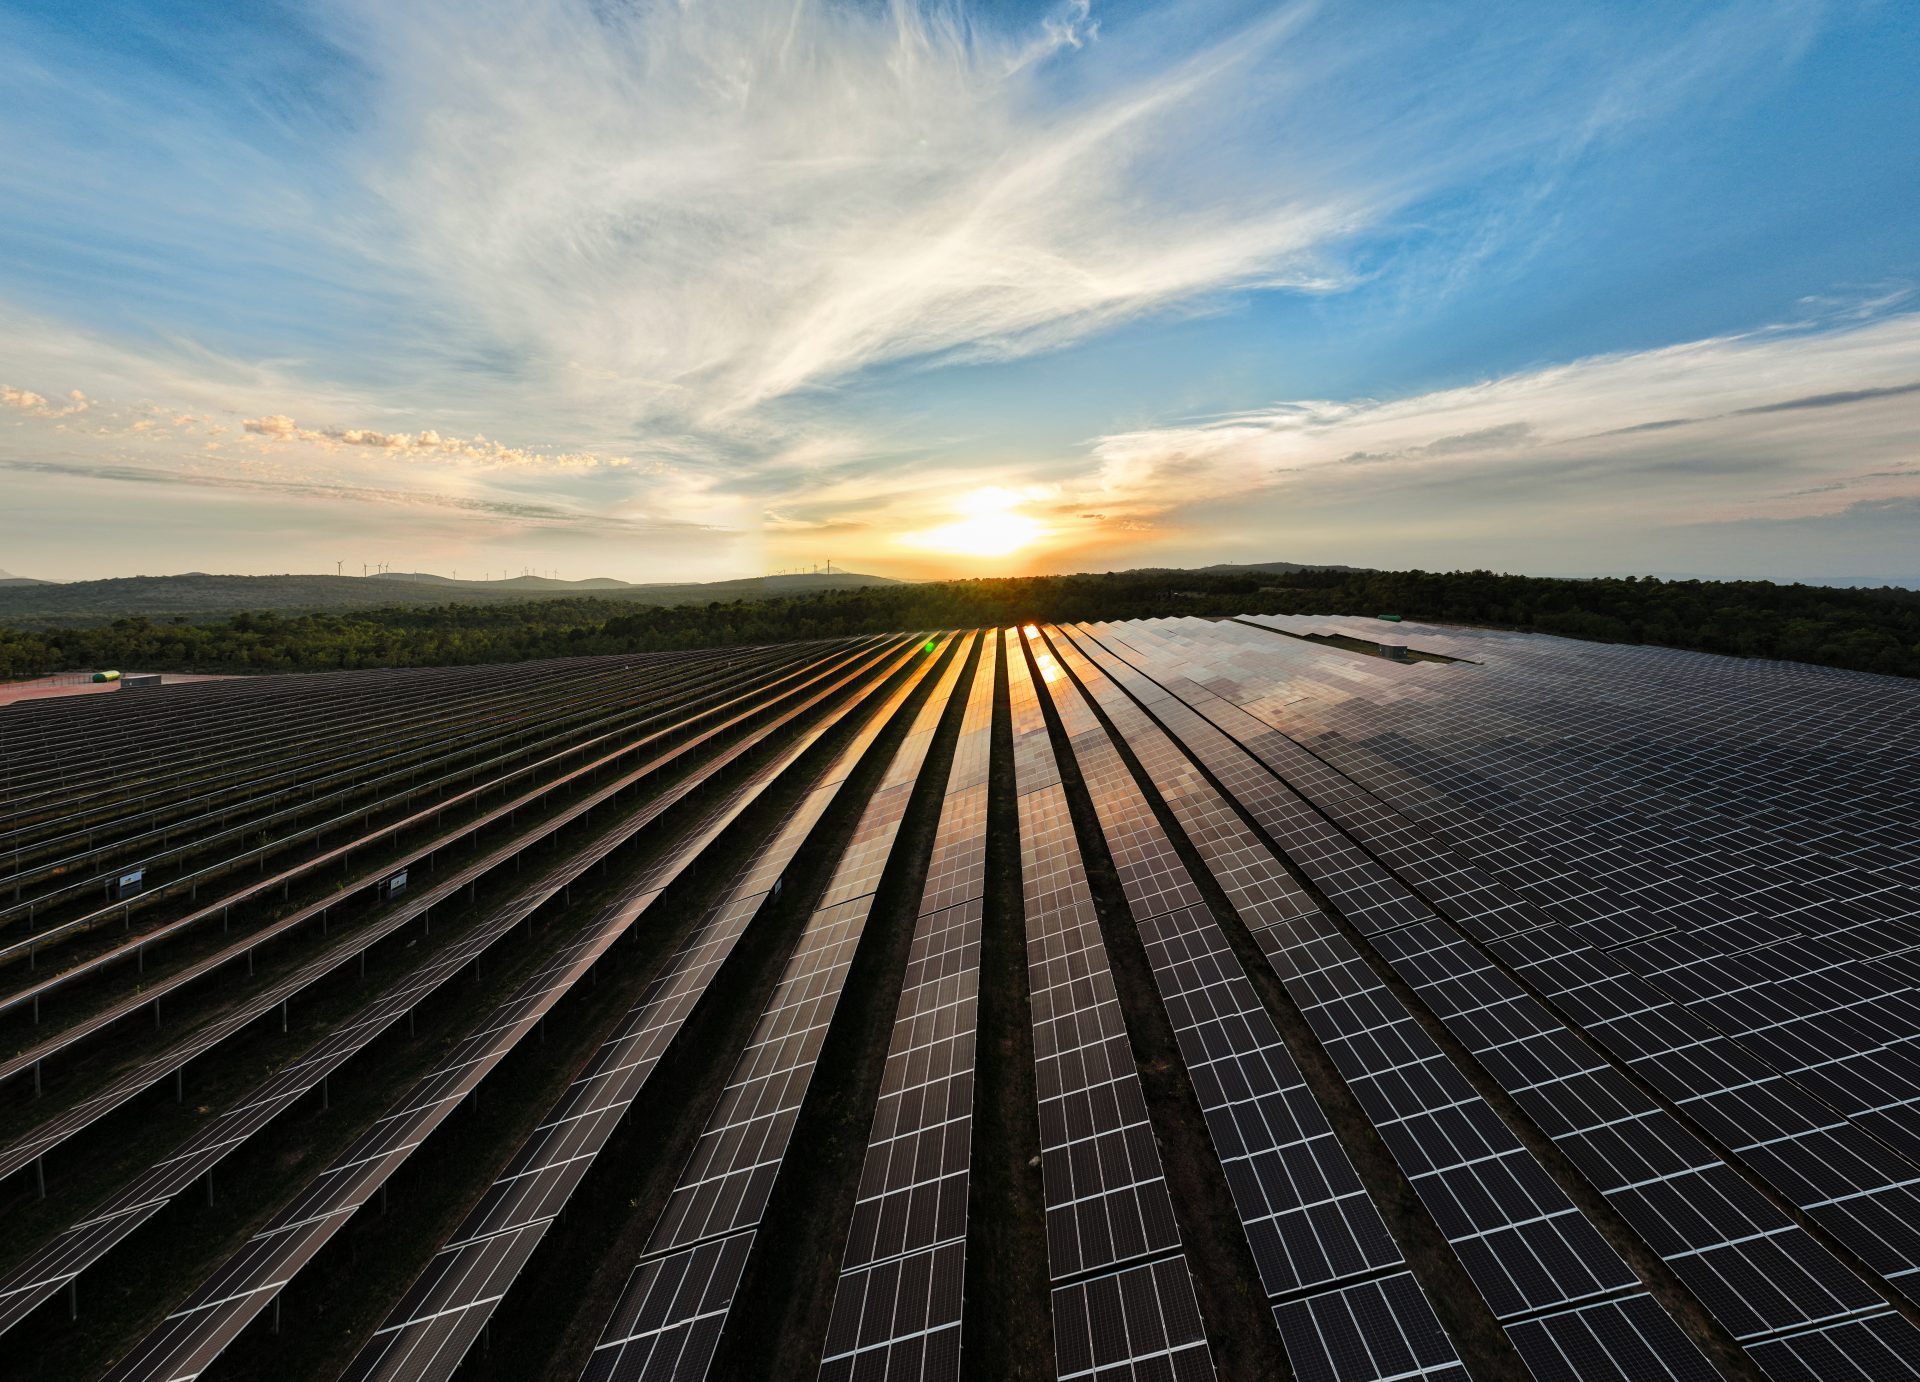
[1,0,1917,585]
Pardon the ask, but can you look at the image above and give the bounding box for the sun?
[905,510,1044,558]
[898,486,1049,559]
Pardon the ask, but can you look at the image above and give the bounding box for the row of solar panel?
[1003,628,1217,1381]
[821,635,1000,1382]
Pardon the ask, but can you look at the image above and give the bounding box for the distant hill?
[368,571,640,590]
[0,569,56,588]
[1190,560,1368,576]
[1799,575,1920,590]
[0,569,901,626]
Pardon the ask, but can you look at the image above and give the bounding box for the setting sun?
[898,487,1049,559]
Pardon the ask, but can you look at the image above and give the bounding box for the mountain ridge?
[0,569,901,625]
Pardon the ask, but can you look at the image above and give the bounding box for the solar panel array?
[3,611,1915,1382]
[1004,629,1215,1382]
[340,638,946,1382]
[821,635,997,1382]
[584,635,974,1382]
[1027,627,1472,1380]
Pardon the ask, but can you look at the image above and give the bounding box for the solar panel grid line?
[0,660,746,933]
[821,637,996,1382]
[1213,798,1889,1297]
[1297,610,1912,806]
[0,652,565,763]
[1271,1272,1478,1382]
[1043,630,1741,1381]
[0,648,829,959]
[1213,648,1843,867]
[0,670,534,836]
[1057,623,1796,1375]
[99,639,929,1382]
[3,691,571,893]
[0,648,742,783]
[1221,625,1912,952]
[1744,1309,1920,1382]
[0,652,743,931]
[1029,637,1420,1311]
[819,1240,965,1382]
[1082,621,1920,1174]
[581,637,972,1382]
[0,640,888,1188]
[1039,628,1657,1337]
[12,611,1916,1378]
[0,650,718,903]
[580,1231,754,1382]
[335,639,961,1382]
[1488,936,1920,1306]
[1101,619,1920,1366]
[1,661,562,809]
[0,639,865,988]
[1017,784,1183,1282]
[5,694,810,1343]
[1050,1255,1215,1382]
[1001,628,1217,1379]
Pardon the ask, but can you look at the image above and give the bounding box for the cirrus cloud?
[1074,307,1920,547]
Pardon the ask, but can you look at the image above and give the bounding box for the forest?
[2,568,1916,681]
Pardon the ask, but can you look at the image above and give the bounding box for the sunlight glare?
[899,486,1048,558]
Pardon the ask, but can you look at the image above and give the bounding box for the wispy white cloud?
[237,412,637,469]
[1076,308,1920,540]
[326,0,1350,432]
[322,0,1814,438]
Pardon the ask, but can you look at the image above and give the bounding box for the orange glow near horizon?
[897,486,1050,560]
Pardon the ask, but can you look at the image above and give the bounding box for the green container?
[1376,614,1404,623]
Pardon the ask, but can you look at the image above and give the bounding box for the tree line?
[2,568,1916,681]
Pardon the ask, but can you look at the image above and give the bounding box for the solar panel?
[822,637,997,1382]
[583,638,972,1380]
[5,637,863,1336]
[1002,628,1214,1379]
[1052,1256,1214,1382]
[1271,1272,1471,1382]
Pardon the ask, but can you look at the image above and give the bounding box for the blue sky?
[2,0,1917,582]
